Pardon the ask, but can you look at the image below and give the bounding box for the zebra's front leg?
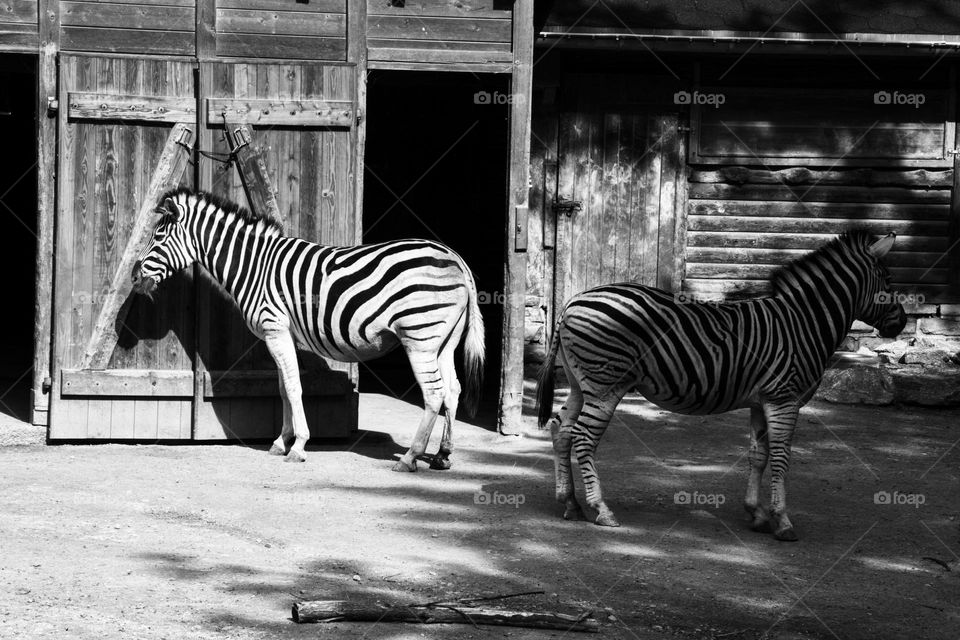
[743,405,772,532]
[762,400,801,541]
[269,373,294,456]
[264,329,310,463]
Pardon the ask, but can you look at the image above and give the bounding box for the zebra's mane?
[159,186,285,234]
[769,229,877,295]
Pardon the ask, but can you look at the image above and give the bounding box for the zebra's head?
[849,231,907,338]
[132,190,196,298]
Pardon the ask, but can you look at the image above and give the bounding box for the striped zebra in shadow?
[132,188,484,470]
[536,230,906,541]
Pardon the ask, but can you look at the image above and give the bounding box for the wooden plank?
[219,0,345,12]
[683,278,951,302]
[109,397,135,439]
[688,167,954,188]
[61,369,194,396]
[367,60,513,74]
[687,231,946,252]
[207,98,352,127]
[672,113,690,293]
[195,0,215,59]
[367,15,511,43]
[688,215,948,235]
[216,9,345,37]
[203,370,353,397]
[656,115,679,290]
[688,182,951,204]
[0,0,38,23]
[689,200,951,220]
[367,0,508,19]
[498,0,533,435]
[132,398,158,439]
[156,399,186,439]
[67,92,195,123]
[33,0,59,425]
[61,27,195,55]
[61,2,194,30]
[688,247,946,268]
[215,34,346,61]
[80,122,194,370]
[685,263,948,283]
[0,25,40,53]
[366,46,512,64]
[366,38,510,52]
[639,114,661,284]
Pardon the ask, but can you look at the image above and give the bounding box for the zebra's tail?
[535,321,561,430]
[460,266,485,418]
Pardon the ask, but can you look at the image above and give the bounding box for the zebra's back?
[268,238,472,362]
[557,282,792,414]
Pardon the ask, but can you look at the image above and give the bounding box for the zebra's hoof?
[594,512,621,527]
[774,527,799,542]
[751,518,774,534]
[563,504,586,521]
[284,450,306,463]
[391,459,417,472]
[268,444,286,456]
[428,456,452,471]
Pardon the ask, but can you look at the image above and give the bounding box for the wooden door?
[50,54,197,439]
[193,61,359,440]
[551,110,683,318]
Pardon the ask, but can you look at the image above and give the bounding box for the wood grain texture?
[216,33,346,61]
[207,98,352,127]
[0,0,38,24]
[61,27,195,55]
[62,369,194,396]
[68,92,196,123]
[216,9,345,37]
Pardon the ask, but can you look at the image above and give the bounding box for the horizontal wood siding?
[60,0,195,55]
[367,0,512,69]
[0,0,38,49]
[215,0,346,60]
[683,167,953,302]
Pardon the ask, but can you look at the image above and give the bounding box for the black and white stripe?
[133,188,484,469]
[536,230,906,539]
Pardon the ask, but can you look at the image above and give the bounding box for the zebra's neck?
[189,204,284,306]
[772,256,859,368]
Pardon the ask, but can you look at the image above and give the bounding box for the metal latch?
[552,196,582,217]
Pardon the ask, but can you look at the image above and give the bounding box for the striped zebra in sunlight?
[132,187,484,470]
[536,230,906,541]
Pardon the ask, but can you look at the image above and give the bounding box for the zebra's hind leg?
[551,379,585,521]
[427,347,460,471]
[392,348,445,472]
[762,400,801,541]
[269,373,294,456]
[264,329,310,463]
[743,405,772,533]
[572,391,623,527]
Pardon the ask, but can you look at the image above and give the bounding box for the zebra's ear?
[868,233,895,259]
[162,197,181,221]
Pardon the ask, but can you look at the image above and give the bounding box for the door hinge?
[46,96,58,117]
[552,196,582,217]
[42,377,52,394]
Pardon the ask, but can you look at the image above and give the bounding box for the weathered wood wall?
[215,0,347,60]
[61,0,196,55]
[0,0,39,49]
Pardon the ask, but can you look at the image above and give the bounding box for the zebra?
[131,187,484,470]
[535,230,906,541]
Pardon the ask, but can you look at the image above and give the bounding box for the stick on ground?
[292,600,599,632]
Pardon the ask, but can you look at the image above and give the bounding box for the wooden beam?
[220,120,283,224]
[498,1,534,436]
[207,98,353,127]
[79,123,195,370]
[67,92,196,123]
[367,60,514,74]
[33,0,60,426]
[61,369,194,397]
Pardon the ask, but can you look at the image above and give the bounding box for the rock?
[816,366,894,405]
[899,349,955,366]
[889,366,960,406]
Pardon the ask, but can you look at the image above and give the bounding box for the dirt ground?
[1,385,958,640]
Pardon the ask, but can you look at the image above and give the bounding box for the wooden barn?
[524,1,960,367]
[1,0,535,438]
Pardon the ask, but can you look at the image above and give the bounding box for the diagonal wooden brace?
[79,123,195,370]
[222,119,283,227]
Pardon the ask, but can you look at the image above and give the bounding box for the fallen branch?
[291,600,599,632]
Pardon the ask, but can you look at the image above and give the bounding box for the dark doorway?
[0,55,38,422]
[361,70,509,421]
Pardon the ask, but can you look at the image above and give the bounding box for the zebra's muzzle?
[877,306,907,338]
[131,261,158,297]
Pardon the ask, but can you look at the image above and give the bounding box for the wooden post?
[78,123,195,370]
[32,0,60,426]
[220,120,284,225]
[498,1,535,435]
[196,0,216,60]
[348,0,368,391]
[949,64,960,300]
